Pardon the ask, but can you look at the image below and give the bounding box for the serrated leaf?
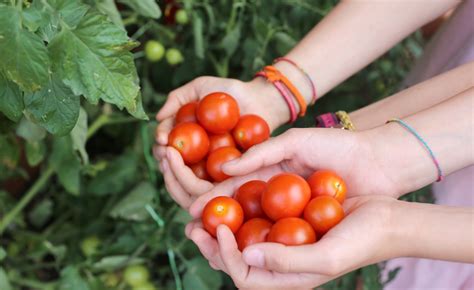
[16,117,47,142]
[22,0,47,32]
[92,256,144,271]
[59,266,90,290]
[129,92,148,120]
[24,76,80,136]
[0,5,50,92]
[118,0,161,19]
[70,108,89,164]
[96,0,123,28]
[0,268,12,290]
[25,139,46,166]
[183,257,222,290]
[0,73,23,122]
[49,0,89,28]
[109,182,156,221]
[49,11,142,118]
[50,137,81,195]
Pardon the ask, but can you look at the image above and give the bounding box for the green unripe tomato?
[80,235,100,257]
[166,48,184,65]
[132,282,156,290]
[145,40,165,62]
[175,10,189,25]
[101,273,120,288]
[123,264,150,287]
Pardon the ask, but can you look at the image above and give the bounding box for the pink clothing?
[383,1,474,289]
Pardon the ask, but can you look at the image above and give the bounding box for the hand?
[188,127,399,217]
[153,76,290,208]
[187,195,402,290]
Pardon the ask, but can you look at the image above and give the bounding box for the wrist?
[273,61,314,107]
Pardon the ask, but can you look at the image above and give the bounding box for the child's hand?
[187,195,401,289]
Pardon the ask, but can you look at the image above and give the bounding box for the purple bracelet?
[315,113,340,128]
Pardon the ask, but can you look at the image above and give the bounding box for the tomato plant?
[206,146,242,182]
[196,92,240,134]
[307,170,347,204]
[175,9,189,25]
[209,132,236,152]
[304,196,345,234]
[267,217,317,246]
[233,114,270,150]
[234,180,267,220]
[166,48,184,65]
[202,196,244,237]
[168,122,209,164]
[176,101,198,124]
[236,218,272,251]
[261,173,311,221]
[145,40,166,62]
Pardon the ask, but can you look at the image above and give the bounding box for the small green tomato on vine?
[166,48,184,65]
[145,40,166,62]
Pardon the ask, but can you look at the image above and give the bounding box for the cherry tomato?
[166,48,184,65]
[236,218,272,251]
[206,146,241,182]
[209,132,236,153]
[123,264,150,287]
[168,122,209,165]
[190,159,211,181]
[233,114,270,150]
[303,196,345,234]
[176,102,198,124]
[145,40,165,62]
[261,173,311,221]
[133,283,156,290]
[196,92,240,134]
[202,196,244,237]
[307,170,347,204]
[234,180,267,220]
[267,217,317,246]
[80,235,100,257]
[175,9,189,25]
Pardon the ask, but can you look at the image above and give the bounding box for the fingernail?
[243,248,264,267]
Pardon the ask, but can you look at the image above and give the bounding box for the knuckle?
[267,247,290,272]
[324,257,342,276]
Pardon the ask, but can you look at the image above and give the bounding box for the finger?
[209,261,220,271]
[222,134,292,177]
[190,227,228,273]
[156,80,200,121]
[167,147,213,195]
[185,220,202,239]
[156,118,174,145]
[161,159,193,209]
[153,145,167,161]
[217,225,249,280]
[189,165,282,218]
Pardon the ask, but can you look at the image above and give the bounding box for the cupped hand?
[188,127,399,217]
[187,195,403,290]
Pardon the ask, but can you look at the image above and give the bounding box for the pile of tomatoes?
[202,170,347,250]
[168,92,270,182]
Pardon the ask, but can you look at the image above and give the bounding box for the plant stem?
[0,166,54,235]
[167,248,183,290]
[87,114,110,139]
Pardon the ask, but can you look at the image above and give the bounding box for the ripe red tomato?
[168,122,209,165]
[202,196,244,237]
[261,173,311,221]
[176,102,198,124]
[190,159,211,181]
[236,218,272,251]
[234,180,267,220]
[303,196,345,234]
[196,92,240,134]
[232,114,270,150]
[206,146,241,182]
[209,132,236,153]
[267,217,316,246]
[307,170,347,204]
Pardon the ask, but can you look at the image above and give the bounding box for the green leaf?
[220,25,241,57]
[118,0,161,19]
[25,139,46,166]
[0,134,20,169]
[59,266,90,290]
[0,73,23,122]
[109,182,156,221]
[28,199,53,228]
[95,0,124,28]
[183,257,223,290]
[70,108,89,164]
[24,76,80,136]
[0,5,50,92]
[50,137,81,195]
[92,255,145,271]
[49,0,90,28]
[0,267,12,290]
[49,10,143,118]
[22,0,47,32]
[192,13,205,59]
[16,117,47,142]
[0,247,5,261]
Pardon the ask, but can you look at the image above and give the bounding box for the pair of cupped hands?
[154,77,402,290]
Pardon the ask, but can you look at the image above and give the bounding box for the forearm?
[350,62,474,130]
[393,200,474,263]
[363,87,474,197]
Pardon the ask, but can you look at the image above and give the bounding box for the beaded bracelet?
[315,112,340,128]
[386,118,444,182]
[335,111,356,131]
[273,57,317,104]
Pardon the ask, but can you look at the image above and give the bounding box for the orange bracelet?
[263,65,307,116]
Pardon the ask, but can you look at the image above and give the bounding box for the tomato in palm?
[234,180,267,220]
[202,196,244,237]
[206,146,241,182]
[261,173,311,221]
[196,92,240,134]
[190,159,211,181]
[233,114,270,150]
[303,196,345,234]
[307,170,347,204]
[168,122,209,165]
[267,217,316,246]
[236,218,272,251]
[123,264,150,287]
[209,132,236,152]
[176,102,198,124]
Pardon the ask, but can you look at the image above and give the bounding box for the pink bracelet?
[255,71,297,123]
[274,57,317,104]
